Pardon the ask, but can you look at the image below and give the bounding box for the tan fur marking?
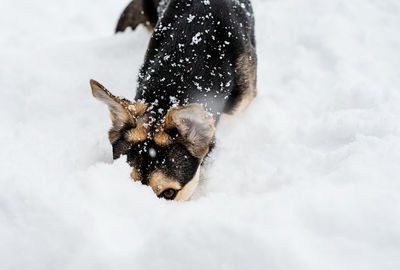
[154,131,172,146]
[125,114,150,143]
[128,102,147,116]
[130,169,141,182]
[232,88,257,115]
[230,50,257,115]
[125,127,147,142]
[124,103,149,143]
[148,171,181,196]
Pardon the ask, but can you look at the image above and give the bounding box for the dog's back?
[118,0,257,121]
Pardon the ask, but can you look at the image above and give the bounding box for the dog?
[90,0,257,201]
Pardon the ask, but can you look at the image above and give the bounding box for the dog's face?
[90,80,215,201]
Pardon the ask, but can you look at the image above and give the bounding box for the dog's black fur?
[92,0,256,200]
[118,0,256,119]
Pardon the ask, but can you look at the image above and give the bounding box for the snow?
[187,14,196,23]
[191,32,203,45]
[1,0,400,269]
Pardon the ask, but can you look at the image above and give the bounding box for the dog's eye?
[161,189,177,200]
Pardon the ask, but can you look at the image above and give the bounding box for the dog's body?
[91,0,256,200]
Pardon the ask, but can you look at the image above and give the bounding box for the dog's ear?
[165,104,215,157]
[90,79,133,126]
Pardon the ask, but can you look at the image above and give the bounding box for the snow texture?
[1,0,400,269]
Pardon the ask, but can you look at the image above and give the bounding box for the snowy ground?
[1,0,400,269]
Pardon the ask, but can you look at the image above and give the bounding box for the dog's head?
[90,80,215,201]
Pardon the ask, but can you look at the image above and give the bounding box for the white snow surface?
[1,0,400,269]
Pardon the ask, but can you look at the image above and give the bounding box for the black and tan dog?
[90,0,256,201]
